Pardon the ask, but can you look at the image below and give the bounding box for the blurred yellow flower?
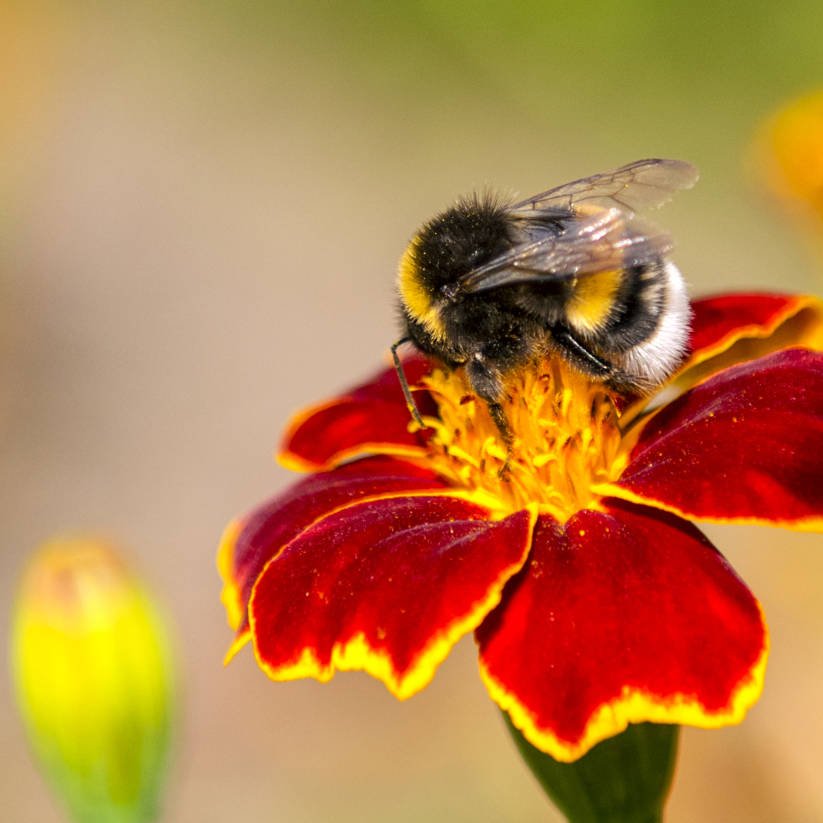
[11,538,175,823]
[757,90,823,227]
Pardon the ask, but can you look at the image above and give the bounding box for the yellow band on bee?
[566,269,622,333]
[397,238,446,342]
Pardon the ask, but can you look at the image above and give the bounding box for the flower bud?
[11,538,174,823]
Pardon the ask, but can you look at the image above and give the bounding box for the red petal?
[679,293,823,385]
[280,354,436,471]
[249,496,534,698]
[477,505,767,762]
[609,348,823,527]
[218,456,448,650]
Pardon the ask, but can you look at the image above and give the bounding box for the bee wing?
[457,209,672,294]
[509,158,699,216]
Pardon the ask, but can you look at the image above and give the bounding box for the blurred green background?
[2,2,823,821]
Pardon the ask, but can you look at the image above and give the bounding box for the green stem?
[504,716,679,823]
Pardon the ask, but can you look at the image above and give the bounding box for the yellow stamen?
[418,361,630,522]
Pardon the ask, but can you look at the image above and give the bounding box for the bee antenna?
[391,338,426,429]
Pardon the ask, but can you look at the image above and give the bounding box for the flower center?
[419,361,629,521]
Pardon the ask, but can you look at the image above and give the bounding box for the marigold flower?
[219,291,823,762]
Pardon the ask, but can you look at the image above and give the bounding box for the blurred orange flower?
[757,90,823,230]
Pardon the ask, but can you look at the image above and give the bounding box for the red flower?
[219,292,823,761]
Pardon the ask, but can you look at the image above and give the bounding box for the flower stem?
[503,716,679,823]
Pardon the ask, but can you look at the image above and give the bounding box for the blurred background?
[2,2,823,821]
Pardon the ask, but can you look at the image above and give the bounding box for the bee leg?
[488,403,514,479]
[466,353,513,477]
[391,338,426,429]
[552,326,644,395]
[604,394,626,437]
[550,326,614,379]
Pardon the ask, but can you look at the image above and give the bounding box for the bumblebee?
[392,158,699,444]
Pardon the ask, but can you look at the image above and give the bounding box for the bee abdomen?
[594,262,669,352]
[611,262,691,387]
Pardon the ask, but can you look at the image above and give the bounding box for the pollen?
[418,361,630,522]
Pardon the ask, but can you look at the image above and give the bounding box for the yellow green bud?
[11,538,175,823]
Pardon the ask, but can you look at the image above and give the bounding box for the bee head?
[397,193,511,343]
[413,194,511,299]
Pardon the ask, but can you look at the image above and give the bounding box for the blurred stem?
[504,716,679,823]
